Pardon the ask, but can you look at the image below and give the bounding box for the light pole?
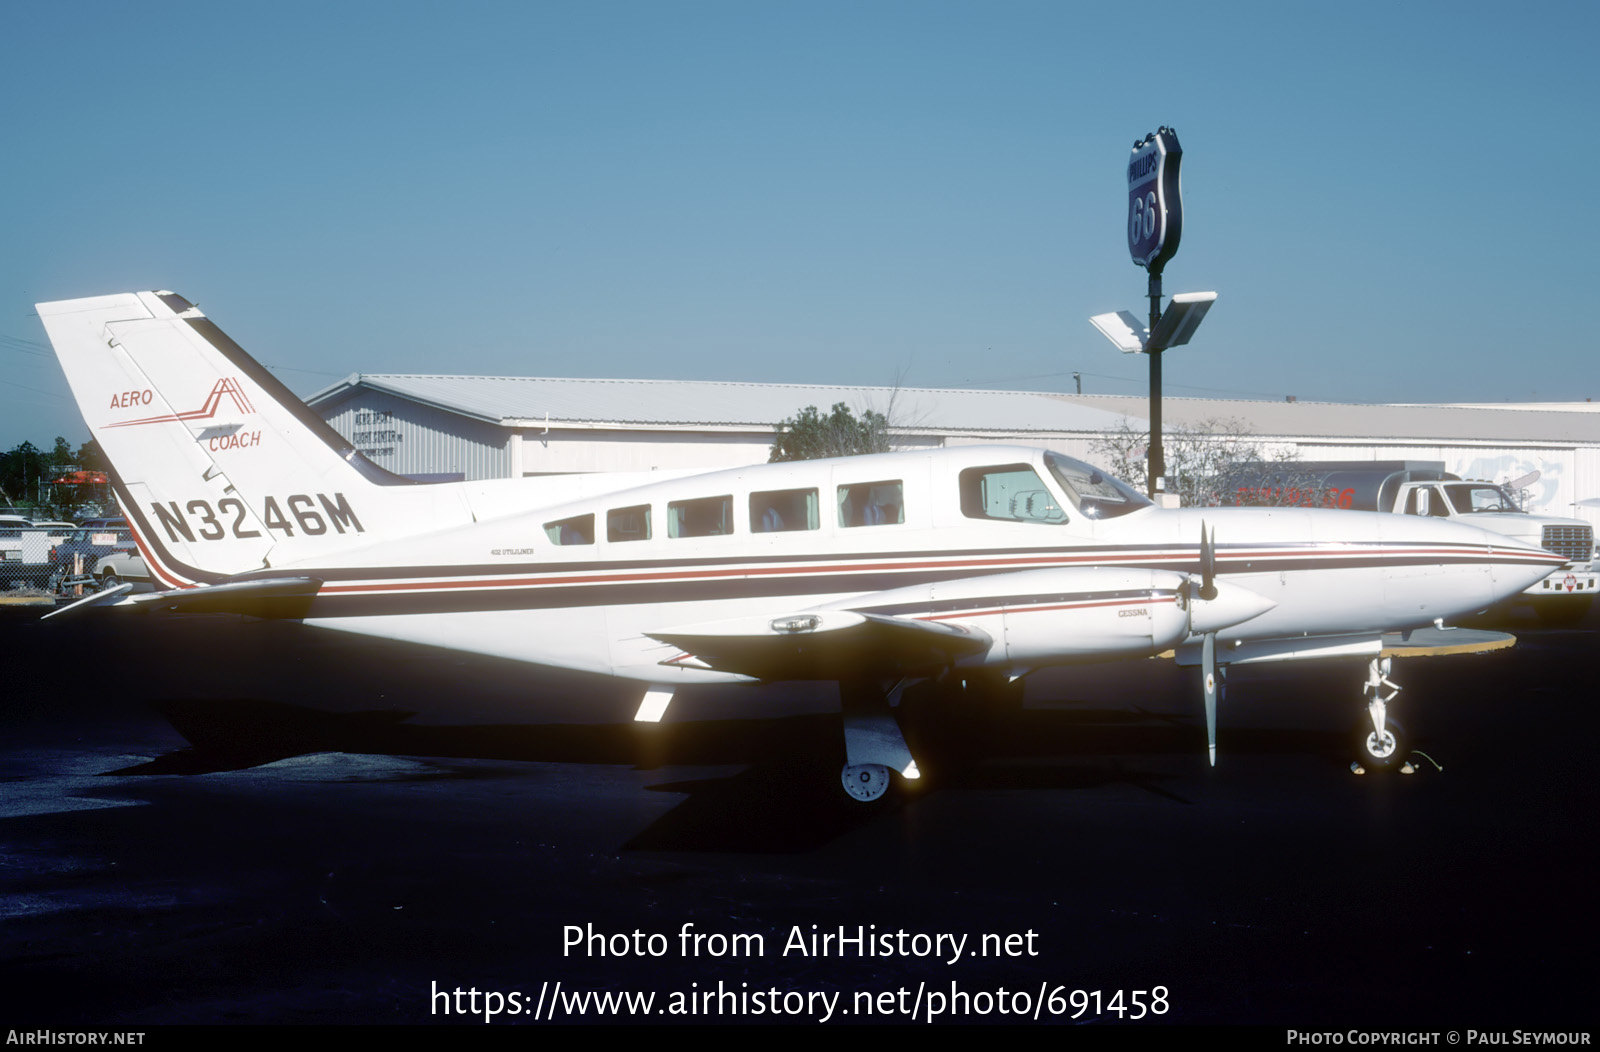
[1088,127,1216,500]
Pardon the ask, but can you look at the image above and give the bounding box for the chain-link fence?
[0,523,60,596]
[2,517,144,600]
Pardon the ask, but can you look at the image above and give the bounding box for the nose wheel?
[1355,656,1410,772]
[1354,716,1409,770]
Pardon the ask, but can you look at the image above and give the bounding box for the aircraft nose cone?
[1188,578,1277,634]
[1384,517,1565,619]
[1486,535,1569,598]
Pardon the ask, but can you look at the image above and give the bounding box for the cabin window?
[544,513,595,545]
[668,495,733,538]
[837,480,903,528]
[750,488,819,533]
[607,505,652,542]
[959,465,1067,524]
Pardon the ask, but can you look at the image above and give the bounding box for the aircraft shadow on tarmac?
[21,606,1590,852]
[105,690,1360,853]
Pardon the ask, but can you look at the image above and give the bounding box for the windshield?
[1444,484,1516,513]
[1043,452,1153,520]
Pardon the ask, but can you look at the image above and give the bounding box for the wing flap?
[646,610,991,681]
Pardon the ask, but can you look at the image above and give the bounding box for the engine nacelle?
[832,566,1275,668]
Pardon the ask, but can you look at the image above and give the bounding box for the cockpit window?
[960,465,1067,524]
[1043,452,1151,520]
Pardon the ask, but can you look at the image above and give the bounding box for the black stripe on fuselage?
[285,549,1532,619]
[224,539,1518,584]
[854,588,1163,618]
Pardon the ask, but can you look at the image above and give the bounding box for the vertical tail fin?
[36,292,466,586]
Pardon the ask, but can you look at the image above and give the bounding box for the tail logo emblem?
[105,377,256,428]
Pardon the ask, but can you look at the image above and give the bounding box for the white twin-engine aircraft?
[38,292,1564,801]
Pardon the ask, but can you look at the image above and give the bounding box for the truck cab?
[1229,461,1596,624]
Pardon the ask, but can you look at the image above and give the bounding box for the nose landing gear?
[1353,656,1410,773]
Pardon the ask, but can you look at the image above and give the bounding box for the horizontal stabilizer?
[647,610,991,681]
[137,576,324,619]
[41,583,134,620]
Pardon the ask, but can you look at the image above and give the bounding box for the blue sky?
[2,0,1595,449]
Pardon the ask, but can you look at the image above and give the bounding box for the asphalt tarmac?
[0,600,1595,1027]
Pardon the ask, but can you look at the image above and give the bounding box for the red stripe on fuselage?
[919,595,1178,621]
[306,543,1555,597]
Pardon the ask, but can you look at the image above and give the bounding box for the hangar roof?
[305,374,1600,446]
[1050,394,1600,445]
[306,374,1137,435]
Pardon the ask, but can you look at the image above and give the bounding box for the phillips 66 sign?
[1127,127,1183,273]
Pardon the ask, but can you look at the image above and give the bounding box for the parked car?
[90,549,151,593]
[51,518,135,588]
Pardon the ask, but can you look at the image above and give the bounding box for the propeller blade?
[1202,631,1218,767]
[1199,522,1217,601]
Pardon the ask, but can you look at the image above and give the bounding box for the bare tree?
[1090,416,1306,508]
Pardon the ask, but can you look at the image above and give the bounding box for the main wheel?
[1353,716,1408,772]
[840,763,892,803]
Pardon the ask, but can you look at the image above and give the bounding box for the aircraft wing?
[646,565,1279,682]
[646,610,992,681]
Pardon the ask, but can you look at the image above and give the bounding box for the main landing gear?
[836,672,1023,802]
[1353,655,1410,773]
[837,679,920,804]
[841,763,894,803]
